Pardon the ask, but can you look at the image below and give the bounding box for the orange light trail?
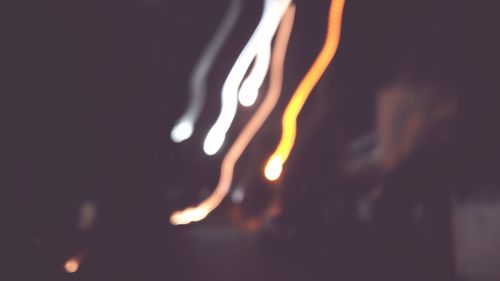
[264,0,346,181]
[170,5,296,225]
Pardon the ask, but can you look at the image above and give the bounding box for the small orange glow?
[264,0,346,181]
[170,5,296,225]
[64,258,80,273]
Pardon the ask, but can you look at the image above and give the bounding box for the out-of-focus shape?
[171,5,296,225]
[64,258,80,274]
[171,0,243,143]
[231,185,246,204]
[264,0,346,181]
[203,0,292,155]
[376,85,458,171]
[239,44,272,107]
[78,200,98,231]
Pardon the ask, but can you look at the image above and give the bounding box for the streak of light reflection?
[203,0,291,155]
[171,5,296,225]
[171,0,243,143]
[239,44,271,107]
[264,0,346,181]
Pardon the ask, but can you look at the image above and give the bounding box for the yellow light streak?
[264,0,346,181]
[171,5,296,225]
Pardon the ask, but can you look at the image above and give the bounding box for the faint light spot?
[78,200,97,231]
[231,188,245,204]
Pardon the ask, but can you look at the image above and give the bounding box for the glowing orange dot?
[64,258,79,273]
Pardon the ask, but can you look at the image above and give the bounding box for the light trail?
[170,0,243,143]
[203,0,292,155]
[238,44,271,107]
[264,0,346,181]
[171,5,296,225]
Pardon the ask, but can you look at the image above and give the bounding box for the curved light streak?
[203,0,292,155]
[264,0,346,181]
[239,44,272,107]
[171,0,243,143]
[171,5,296,225]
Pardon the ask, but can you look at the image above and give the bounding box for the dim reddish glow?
[171,6,296,225]
[264,0,346,181]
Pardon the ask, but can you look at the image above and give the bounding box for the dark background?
[7,0,500,280]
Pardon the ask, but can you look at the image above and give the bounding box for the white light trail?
[171,0,242,143]
[170,5,296,225]
[203,0,292,155]
[238,44,272,107]
[264,0,346,181]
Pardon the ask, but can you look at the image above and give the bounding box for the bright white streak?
[170,4,296,225]
[170,0,242,143]
[203,0,292,155]
[239,44,272,107]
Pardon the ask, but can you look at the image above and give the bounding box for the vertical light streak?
[238,44,271,107]
[203,0,292,155]
[264,0,346,181]
[171,0,243,143]
[170,5,296,225]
